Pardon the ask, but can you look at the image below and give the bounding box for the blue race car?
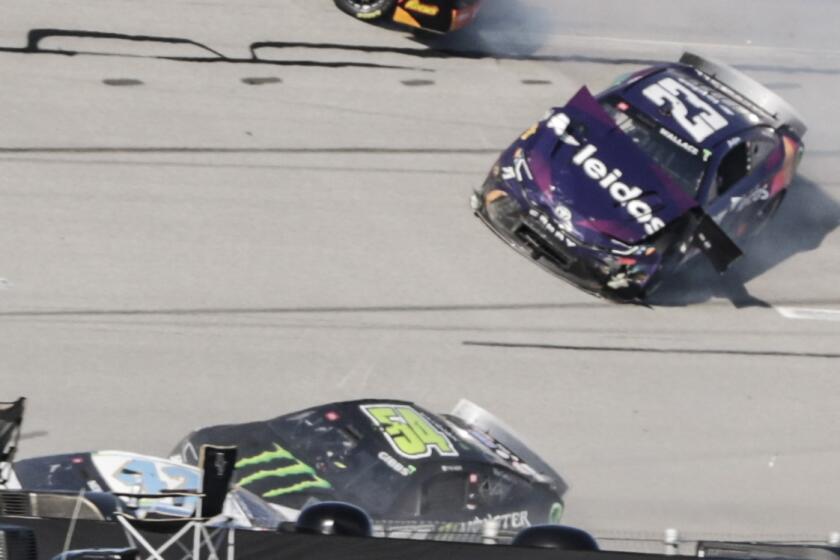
[472,53,807,303]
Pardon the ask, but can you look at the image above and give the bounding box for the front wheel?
[333,0,397,20]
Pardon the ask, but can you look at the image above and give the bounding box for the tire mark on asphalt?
[102,78,144,86]
[463,341,840,359]
[241,77,282,85]
[401,79,435,86]
[0,29,433,72]
[3,29,837,77]
[252,41,840,76]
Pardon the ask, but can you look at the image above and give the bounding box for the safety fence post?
[664,528,680,556]
[482,519,499,545]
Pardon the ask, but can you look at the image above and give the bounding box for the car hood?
[510,87,698,244]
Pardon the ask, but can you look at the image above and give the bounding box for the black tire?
[513,525,600,551]
[296,502,373,537]
[333,0,397,20]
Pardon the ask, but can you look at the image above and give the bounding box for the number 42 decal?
[362,404,458,459]
[642,77,729,143]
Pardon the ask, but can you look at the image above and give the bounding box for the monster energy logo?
[235,444,331,498]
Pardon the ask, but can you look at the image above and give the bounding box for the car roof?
[302,400,523,470]
[618,65,773,152]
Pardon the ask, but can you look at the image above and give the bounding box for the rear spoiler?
[680,52,808,139]
[0,398,25,485]
[450,399,568,494]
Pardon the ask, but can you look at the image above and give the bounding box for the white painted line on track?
[776,307,840,322]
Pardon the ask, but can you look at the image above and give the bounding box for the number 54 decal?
[361,404,458,459]
[643,77,729,143]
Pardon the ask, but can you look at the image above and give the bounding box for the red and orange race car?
[334,0,483,33]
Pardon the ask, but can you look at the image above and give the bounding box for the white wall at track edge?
[1,0,839,549]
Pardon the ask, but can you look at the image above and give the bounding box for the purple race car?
[472,53,807,302]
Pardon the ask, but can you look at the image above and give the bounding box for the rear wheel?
[745,191,786,240]
[333,0,397,20]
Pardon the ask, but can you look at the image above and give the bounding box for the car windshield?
[13,454,93,491]
[601,100,707,198]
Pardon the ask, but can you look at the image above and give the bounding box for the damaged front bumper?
[472,171,744,303]
[471,181,663,303]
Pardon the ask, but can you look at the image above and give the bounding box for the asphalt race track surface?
[2,0,839,550]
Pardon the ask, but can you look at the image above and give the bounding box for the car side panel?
[703,130,786,239]
[393,0,480,32]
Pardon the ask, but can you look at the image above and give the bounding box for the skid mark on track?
[401,79,435,87]
[3,29,838,78]
[241,76,282,85]
[102,78,144,87]
[252,39,665,66]
[251,40,840,76]
[0,29,432,72]
[463,341,840,359]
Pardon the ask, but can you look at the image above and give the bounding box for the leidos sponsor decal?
[571,143,666,236]
[549,111,665,236]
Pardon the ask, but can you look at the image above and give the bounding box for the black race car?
[333,0,483,33]
[171,399,567,541]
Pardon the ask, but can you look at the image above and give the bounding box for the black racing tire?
[296,502,373,537]
[333,0,397,21]
[513,525,600,551]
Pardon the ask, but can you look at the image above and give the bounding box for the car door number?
[362,404,458,459]
[642,77,729,143]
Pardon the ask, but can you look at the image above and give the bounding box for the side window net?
[716,143,749,196]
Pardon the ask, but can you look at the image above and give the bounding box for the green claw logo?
[235,443,332,498]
